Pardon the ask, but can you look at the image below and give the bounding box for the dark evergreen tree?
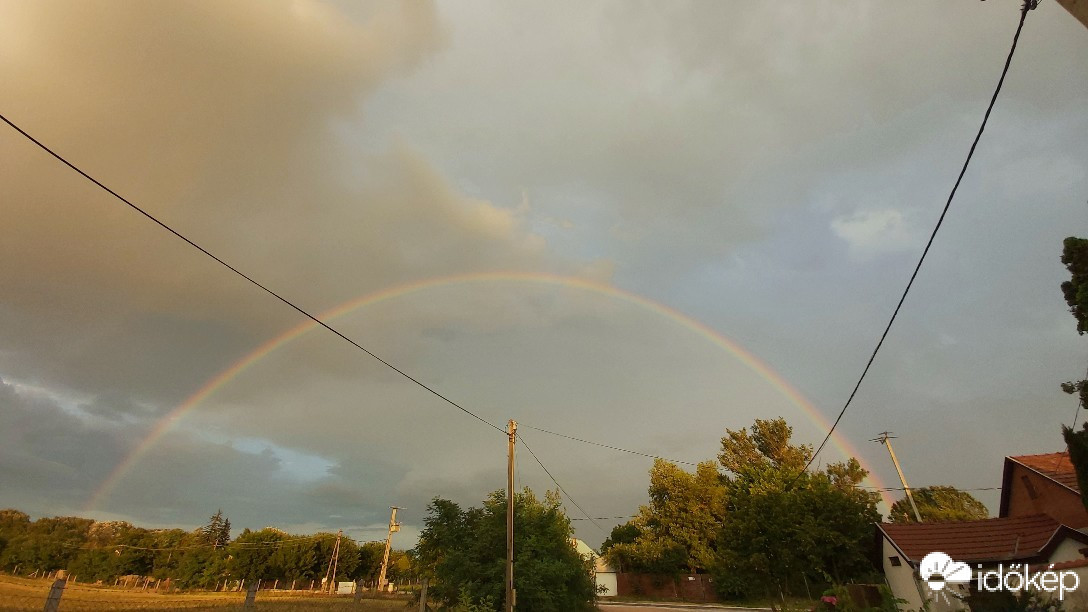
[201,510,230,548]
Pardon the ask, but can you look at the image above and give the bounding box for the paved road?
[600,604,771,612]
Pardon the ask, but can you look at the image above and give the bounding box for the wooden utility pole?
[418,577,429,612]
[324,530,342,594]
[377,506,401,592]
[873,432,922,522]
[506,419,517,612]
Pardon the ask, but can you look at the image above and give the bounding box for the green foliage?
[451,585,497,612]
[599,522,640,556]
[603,418,881,602]
[1063,423,1088,514]
[712,418,880,600]
[816,584,908,611]
[1061,236,1088,336]
[0,509,30,561]
[0,508,408,589]
[0,515,94,573]
[1060,237,1088,516]
[888,486,989,523]
[965,587,1060,611]
[415,487,596,611]
[227,528,285,580]
[604,459,726,575]
[1061,237,1088,418]
[201,509,231,548]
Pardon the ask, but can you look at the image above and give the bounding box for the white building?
[571,538,618,597]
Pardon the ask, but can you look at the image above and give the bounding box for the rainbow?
[85,272,892,511]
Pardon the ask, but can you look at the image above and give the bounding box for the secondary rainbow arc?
[85,272,892,511]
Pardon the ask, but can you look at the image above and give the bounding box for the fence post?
[243,581,259,609]
[419,577,428,612]
[43,577,65,612]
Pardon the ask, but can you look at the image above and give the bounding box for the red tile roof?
[1009,452,1080,492]
[879,514,1064,563]
[1031,558,1088,573]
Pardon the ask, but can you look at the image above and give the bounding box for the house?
[999,452,1088,528]
[571,538,618,597]
[877,513,1088,610]
[877,451,1088,610]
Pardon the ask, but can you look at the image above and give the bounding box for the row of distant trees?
[0,508,414,590]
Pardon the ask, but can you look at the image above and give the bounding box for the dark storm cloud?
[1,0,1085,548]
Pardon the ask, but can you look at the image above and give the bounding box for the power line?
[520,424,699,467]
[797,1,1035,478]
[0,113,505,436]
[59,533,337,552]
[516,432,606,534]
[522,423,1004,496]
[862,485,1001,492]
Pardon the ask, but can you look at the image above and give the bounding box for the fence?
[0,573,410,611]
[615,572,719,602]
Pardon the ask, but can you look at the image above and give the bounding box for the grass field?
[0,575,411,611]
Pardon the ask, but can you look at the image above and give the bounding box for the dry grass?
[0,574,410,611]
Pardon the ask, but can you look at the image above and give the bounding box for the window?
[889,556,902,567]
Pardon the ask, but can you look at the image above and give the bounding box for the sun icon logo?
[920,551,973,592]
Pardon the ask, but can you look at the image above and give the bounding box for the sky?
[0,0,1086,549]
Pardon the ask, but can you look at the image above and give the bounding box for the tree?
[1061,237,1088,335]
[0,509,30,563]
[604,460,726,574]
[0,516,94,573]
[353,541,387,584]
[201,510,231,548]
[415,488,596,611]
[227,528,285,581]
[712,418,880,600]
[599,522,640,557]
[888,486,989,523]
[1060,237,1088,511]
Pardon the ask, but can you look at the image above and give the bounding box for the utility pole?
[873,432,923,523]
[324,529,342,594]
[506,419,517,612]
[377,506,401,592]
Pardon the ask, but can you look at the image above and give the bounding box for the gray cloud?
[1,0,1085,548]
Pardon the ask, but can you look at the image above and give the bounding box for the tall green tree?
[0,516,94,573]
[598,522,640,557]
[0,509,30,562]
[415,488,596,611]
[1061,236,1088,335]
[201,510,231,548]
[888,486,989,523]
[604,459,725,574]
[1060,237,1088,511]
[713,418,880,600]
[1062,237,1088,408]
[227,528,285,581]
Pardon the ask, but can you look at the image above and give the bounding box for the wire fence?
[0,574,410,611]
